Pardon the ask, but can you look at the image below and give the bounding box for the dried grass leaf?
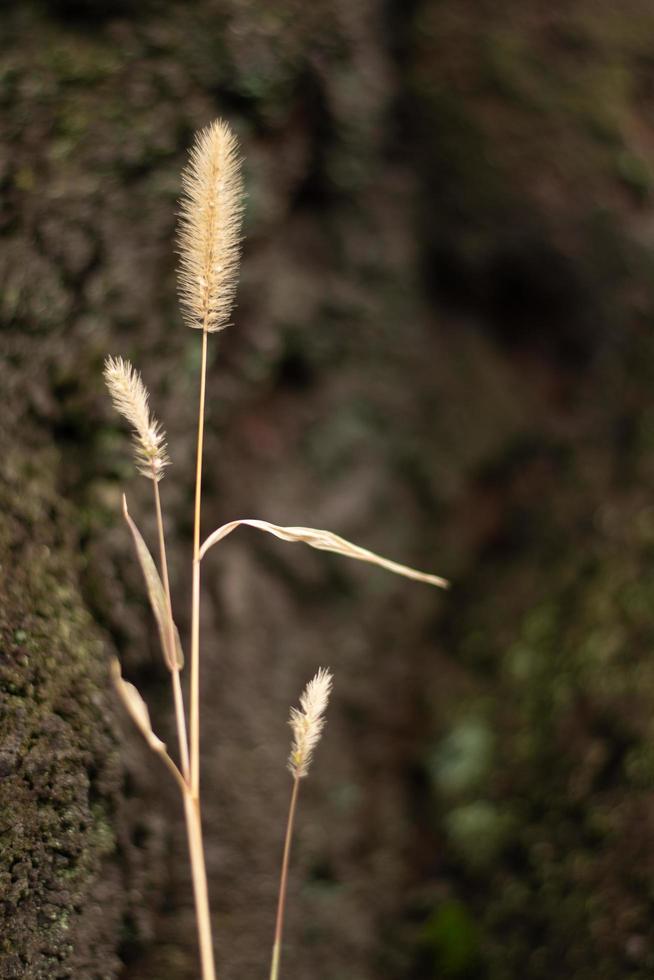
[111,658,166,754]
[200,519,448,588]
[122,495,184,669]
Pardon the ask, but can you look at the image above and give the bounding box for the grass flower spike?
[178,118,245,980]
[179,118,245,804]
[177,118,244,333]
[270,669,334,980]
[104,356,170,480]
[288,667,333,778]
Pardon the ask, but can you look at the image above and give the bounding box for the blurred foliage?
[418,900,482,978]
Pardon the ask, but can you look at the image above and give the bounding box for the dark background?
[3,1,654,978]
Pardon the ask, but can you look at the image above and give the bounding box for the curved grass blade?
[199,519,449,588]
[111,658,167,753]
[111,659,186,792]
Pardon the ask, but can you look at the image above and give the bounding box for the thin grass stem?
[154,460,215,980]
[187,323,217,980]
[270,775,301,980]
[184,790,217,980]
[191,326,208,797]
[160,750,188,795]
[152,468,190,782]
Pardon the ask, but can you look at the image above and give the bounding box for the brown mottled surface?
[0,430,169,978]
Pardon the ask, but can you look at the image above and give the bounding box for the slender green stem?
[270,775,301,980]
[191,327,209,798]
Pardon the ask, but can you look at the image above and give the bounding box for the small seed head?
[288,668,333,779]
[104,356,170,480]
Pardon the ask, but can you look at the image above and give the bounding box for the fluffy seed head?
[104,356,170,480]
[177,118,244,333]
[288,668,333,779]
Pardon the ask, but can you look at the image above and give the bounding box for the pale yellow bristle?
[177,118,244,333]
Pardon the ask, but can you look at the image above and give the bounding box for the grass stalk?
[191,325,208,798]
[151,467,190,782]
[105,118,446,980]
[270,774,301,980]
[187,323,216,980]
[180,118,242,978]
[153,453,215,980]
[184,789,217,980]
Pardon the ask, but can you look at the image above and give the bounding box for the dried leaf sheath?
[177,119,244,332]
[122,495,185,670]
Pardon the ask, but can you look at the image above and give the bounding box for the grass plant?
[104,117,448,979]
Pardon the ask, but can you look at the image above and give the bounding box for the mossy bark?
[0,438,125,978]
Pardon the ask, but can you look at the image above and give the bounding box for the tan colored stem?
[191,326,208,797]
[270,942,281,980]
[186,324,217,980]
[172,670,190,783]
[184,790,217,980]
[152,471,190,782]
[270,776,301,980]
[158,747,188,796]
